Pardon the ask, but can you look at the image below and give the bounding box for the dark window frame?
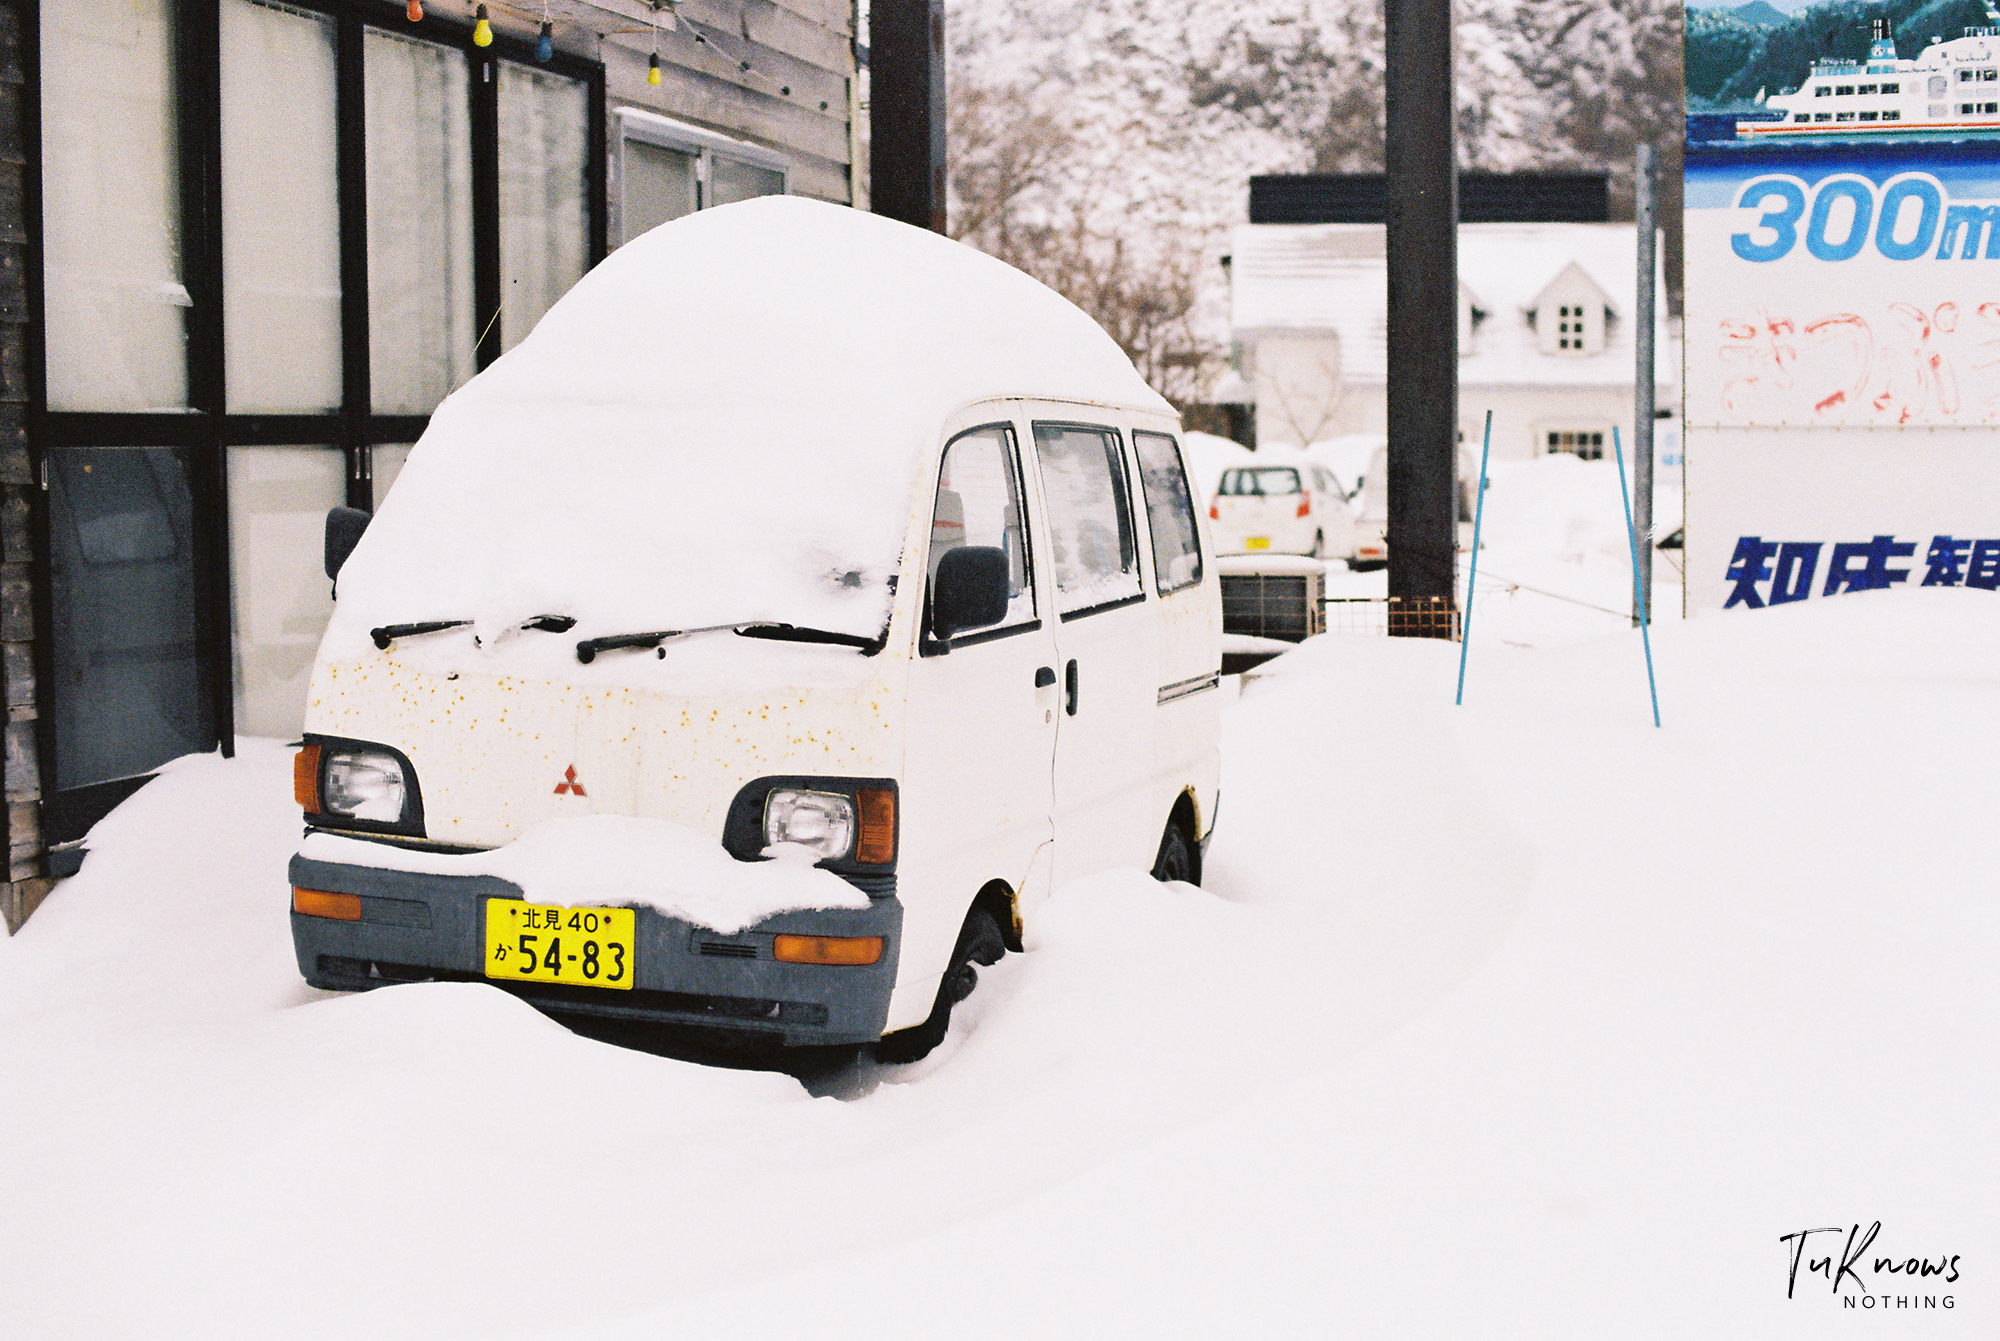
[23,0,607,841]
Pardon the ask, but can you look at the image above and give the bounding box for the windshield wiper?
[575,621,884,663]
[371,614,576,650]
[734,623,884,651]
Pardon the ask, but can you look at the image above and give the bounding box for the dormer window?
[1555,304,1596,353]
[1532,262,1615,357]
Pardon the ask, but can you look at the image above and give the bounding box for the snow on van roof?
[322,197,1169,662]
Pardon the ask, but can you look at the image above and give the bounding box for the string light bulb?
[536,21,553,61]
[647,51,662,85]
[472,4,493,46]
[406,0,423,20]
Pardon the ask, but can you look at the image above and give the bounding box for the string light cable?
[410,0,816,104]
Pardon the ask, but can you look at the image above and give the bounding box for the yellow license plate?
[1245,536,1271,549]
[484,900,636,990]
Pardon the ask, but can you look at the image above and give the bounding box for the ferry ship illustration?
[1740,15,2000,137]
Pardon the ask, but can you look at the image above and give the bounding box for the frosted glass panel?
[366,28,474,414]
[228,446,343,740]
[222,0,341,413]
[710,156,784,207]
[621,140,696,243]
[499,63,589,352]
[371,443,412,511]
[39,0,188,411]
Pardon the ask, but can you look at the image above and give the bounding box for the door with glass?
[46,448,216,821]
[1033,421,1162,888]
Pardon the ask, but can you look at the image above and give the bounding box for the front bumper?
[289,851,903,1047]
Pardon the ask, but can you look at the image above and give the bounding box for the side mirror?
[932,545,1010,642]
[324,506,371,580]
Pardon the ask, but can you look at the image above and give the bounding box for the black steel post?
[1384,0,1457,638]
[470,51,502,368]
[869,0,945,233]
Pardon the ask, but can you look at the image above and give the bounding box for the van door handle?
[1064,659,1078,716]
[1035,666,1057,688]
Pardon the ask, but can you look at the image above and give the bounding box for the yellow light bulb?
[406,0,423,19]
[473,4,493,46]
[647,52,662,86]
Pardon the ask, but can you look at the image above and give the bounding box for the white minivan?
[1207,458,1358,561]
[287,198,1221,1061]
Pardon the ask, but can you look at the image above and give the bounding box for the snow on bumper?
[288,850,902,1047]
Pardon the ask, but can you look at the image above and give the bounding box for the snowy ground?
[2,466,1993,1337]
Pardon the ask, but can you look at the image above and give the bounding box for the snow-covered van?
[288,198,1222,1060]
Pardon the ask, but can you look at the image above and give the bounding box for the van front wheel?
[875,904,1006,1064]
[1151,819,1198,885]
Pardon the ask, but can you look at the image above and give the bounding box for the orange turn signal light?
[293,887,361,921]
[773,934,883,966]
[294,744,322,812]
[855,787,895,864]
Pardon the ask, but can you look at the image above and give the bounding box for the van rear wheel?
[875,904,1006,1064]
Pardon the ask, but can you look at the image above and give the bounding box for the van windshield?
[1219,467,1302,496]
[321,400,920,662]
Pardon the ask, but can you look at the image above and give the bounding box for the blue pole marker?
[1455,409,1493,706]
[1612,425,1662,728]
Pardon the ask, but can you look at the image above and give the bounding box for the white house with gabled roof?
[1227,221,1679,465]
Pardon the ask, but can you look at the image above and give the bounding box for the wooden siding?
[0,0,46,931]
[495,0,856,204]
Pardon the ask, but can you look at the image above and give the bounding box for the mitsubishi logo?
[554,765,587,797]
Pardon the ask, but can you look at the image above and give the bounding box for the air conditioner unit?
[1215,555,1325,672]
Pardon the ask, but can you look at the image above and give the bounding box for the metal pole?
[868,0,946,234]
[1384,0,1458,638]
[1633,142,1657,627]
[1613,427,1662,728]
[1455,409,1493,706]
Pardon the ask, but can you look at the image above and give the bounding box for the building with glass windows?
[2,0,857,928]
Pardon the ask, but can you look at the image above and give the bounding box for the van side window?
[1032,423,1143,617]
[928,424,1035,635]
[1132,431,1203,595]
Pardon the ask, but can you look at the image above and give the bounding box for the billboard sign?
[1684,9,2000,611]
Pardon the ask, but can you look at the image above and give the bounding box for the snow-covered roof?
[1229,221,1674,390]
[324,197,1168,662]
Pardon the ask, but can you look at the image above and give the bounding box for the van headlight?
[763,789,856,861]
[321,748,410,823]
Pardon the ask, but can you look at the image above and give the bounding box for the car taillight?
[1208,501,1219,520]
[1296,496,1311,518]
[294,744,322,812]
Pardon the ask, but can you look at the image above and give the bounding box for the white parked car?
[1207,460,1358,562]
[286,198,1222,1064]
